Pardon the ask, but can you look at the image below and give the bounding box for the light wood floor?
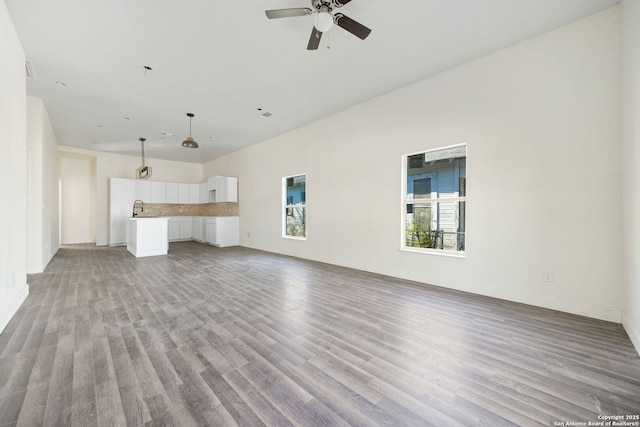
[1,242,638,426]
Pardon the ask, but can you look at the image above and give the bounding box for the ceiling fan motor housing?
[313,0,332,12]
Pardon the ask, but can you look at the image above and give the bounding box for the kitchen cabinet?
[128,218,169,257]
[206,217,239,247]
[188,184,199,204]
[109,218,129,246]
[168,220,179,241]
[211,176,238,202]
[168,217,193,241]
[110,178,135,203]
[109,178,135,246]
[135,180,151,201]
[192,217,206,242]
[177,184,189,204]
[207,176,217,191]
[166,182,178,203]
[180,220,193,239]
[199,182,209,204]
[150,181,166,203]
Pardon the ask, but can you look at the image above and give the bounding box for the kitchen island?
[127,217,169,257]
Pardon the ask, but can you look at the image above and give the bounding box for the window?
[283,174,306,238]
[403,144,466,254]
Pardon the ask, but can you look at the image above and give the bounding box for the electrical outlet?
[544,272,553,283]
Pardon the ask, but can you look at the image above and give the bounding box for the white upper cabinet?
[135,180,151,201]
[111,177,237,206]
[199,182,208,204]
[150,181,166,203]
[165,182,178,203]
[207,176,217,191]
[188,184,200,204]
[110,178,135,203]
[177,183,189,204]
[213,176,238,202]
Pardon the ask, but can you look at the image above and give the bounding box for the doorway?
[59,154,96,244]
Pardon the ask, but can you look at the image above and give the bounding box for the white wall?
[621,0,640,354]
[27,97,59,273]
[59,146,203,246]
[0,0,28,333]
[205,8,623,323]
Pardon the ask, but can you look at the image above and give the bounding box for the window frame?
[282,173,307,240]
[401,143,467,257]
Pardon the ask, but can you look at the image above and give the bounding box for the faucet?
[132,200,144,217]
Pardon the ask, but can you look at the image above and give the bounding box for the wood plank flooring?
[1,242,639,426]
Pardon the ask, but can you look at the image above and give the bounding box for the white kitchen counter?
[127,217,169,257]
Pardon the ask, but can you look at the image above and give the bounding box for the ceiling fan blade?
[265,8,313,19]
[307,27,323,50]
[334,13,371,40]
[333,0,353,7]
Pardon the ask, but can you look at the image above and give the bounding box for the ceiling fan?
[265,0,371,50]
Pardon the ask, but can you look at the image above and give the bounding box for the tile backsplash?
[139,202,238,217]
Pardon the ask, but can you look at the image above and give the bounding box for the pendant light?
[136,137,152,179]
[181,113,199,148]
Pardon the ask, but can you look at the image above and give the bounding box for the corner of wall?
[620,0,640,357]
[0,282,29,334]
[623,312,640,356]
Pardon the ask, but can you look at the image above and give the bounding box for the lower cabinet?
[168,217,193,242]
[167,216,238,246]
[205,217,239,247]
[192,217,206,242]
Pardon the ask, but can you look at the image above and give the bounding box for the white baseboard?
[27,264,44,274]
[622,311,640,357]
[0,283,29,334]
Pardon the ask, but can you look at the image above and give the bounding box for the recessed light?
[260,111,273,118]
[161,132,175,136]
[55,81,67,87]
[97,125,103,128]
[123,117,130,120]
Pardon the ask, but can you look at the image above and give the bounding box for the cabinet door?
[207,176,217,191]
[109,219,129,246]
[199,183,208,204]
[188,184,199,204]
[217,217,239,247]
[135,180,151,201]
[206,219,217,244]
[168,219,180,241]
[177,184,189,204]
[150,182,166,203]
[110,178,135,203]
[214,177,238,202]
[179,220,193,239]
[192,217,202,241]
[166,182,178,203]
[109,202,131,245]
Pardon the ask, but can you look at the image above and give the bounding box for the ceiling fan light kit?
[265,0,371,50]
[182,113,199,149]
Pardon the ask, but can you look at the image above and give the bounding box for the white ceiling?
[6,0,619,164]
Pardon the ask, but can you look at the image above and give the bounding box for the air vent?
[25,58,36,80]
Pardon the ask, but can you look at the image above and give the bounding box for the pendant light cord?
[140,138,146,167]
